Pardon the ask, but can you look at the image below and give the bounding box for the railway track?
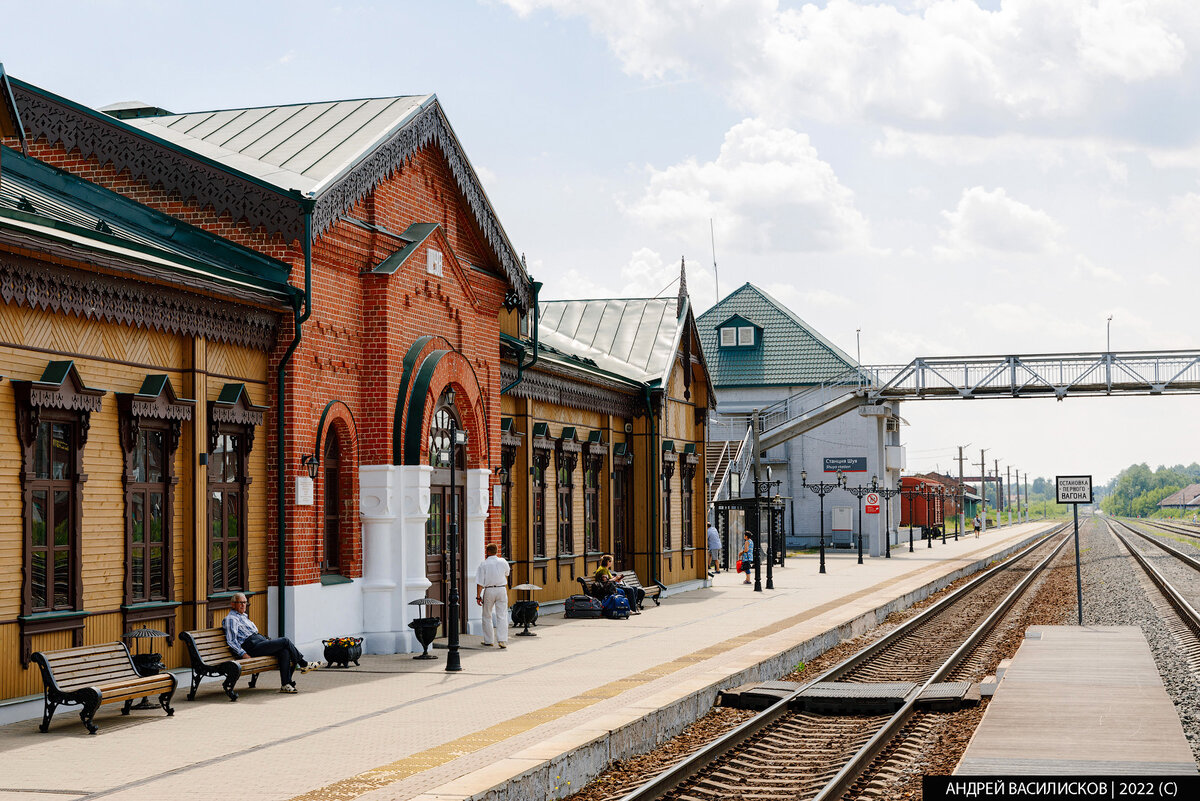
[617,524,1073,801]
[1136,517,1200,545]
[1106,518,1200,674]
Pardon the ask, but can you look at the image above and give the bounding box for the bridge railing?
[864,351,1200,400]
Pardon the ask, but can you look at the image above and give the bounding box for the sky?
[3,0,1199,486]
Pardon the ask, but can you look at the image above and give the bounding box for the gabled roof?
[696,282,857,387]
[1159,483,1200,508]
[538,298,682,385]
[0,145,295,304]
[7,77,531,308]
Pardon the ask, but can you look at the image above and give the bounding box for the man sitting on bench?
[223,593,321,694]
[594,555,642,614]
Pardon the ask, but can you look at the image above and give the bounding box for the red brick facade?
[21,134,513,589]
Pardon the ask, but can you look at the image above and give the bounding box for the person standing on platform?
[738,531,754,585]
[706,521,722,576]
[475,543,511,649]
[973,514,981,538]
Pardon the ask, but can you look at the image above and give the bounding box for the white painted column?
[464,468,491,636]
[396,464,433,653]
[359,465,404,653]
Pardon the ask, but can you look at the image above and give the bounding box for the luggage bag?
[564,594,603,619]
[602,592,631,620]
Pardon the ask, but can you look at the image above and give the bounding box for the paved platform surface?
[956,625,1197,776]
[0,523,1054,801]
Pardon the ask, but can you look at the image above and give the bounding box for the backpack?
[564,594,603,619]
[602,592,631,620]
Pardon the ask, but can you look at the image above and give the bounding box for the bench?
[180,628,278,701]
[576,570,665,609]
[31,642,176,734]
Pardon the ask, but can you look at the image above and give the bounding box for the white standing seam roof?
[120,96,432,195]
[538,299,681,385]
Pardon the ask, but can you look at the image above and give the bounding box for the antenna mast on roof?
[709,218,719,307]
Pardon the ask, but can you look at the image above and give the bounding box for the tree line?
[1097,463,1200,518]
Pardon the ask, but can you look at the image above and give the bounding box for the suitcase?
[564,594,603,619]
[602,592,631,620]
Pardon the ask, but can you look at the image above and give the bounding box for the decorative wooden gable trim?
[501,362,640,418]
[613,442,633,467]
[12,360,104,448]
[314,102,529,308]
[116,374,195,456]
[584,430,608,458]
[11,81,302,240]
[207,383,266,453]
[499,417,523,450]
[531,421,554,451]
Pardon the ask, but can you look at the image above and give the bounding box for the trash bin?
[131,653,164,677]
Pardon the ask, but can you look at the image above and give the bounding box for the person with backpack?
[973,514,982,538]
[595,554,640,614]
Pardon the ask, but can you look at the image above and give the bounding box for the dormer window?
[718,316,760,348]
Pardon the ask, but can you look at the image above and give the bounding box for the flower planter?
[408,616,440,660]
[321,637,363,668]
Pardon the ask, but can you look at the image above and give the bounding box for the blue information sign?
[824,456,867,473]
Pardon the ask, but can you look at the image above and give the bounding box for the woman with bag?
[738,531,754,585]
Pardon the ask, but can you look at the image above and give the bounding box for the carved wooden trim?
[313,102,529,308]
[13,85,303,240]
[501,363,640,418]
[0,255,279,351]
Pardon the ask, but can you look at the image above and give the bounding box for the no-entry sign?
[865,492,880,514]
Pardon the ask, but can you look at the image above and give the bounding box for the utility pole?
[957,445,968,539]
[979,449,988,533]
[1006,465,1012,526]
[1025,475,1029,523]
[994,458,1002,525]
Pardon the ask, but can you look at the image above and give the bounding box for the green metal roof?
[371,223,437,275]
[0,146,295,302]
[696,283,857,387]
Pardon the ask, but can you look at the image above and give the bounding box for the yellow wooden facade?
[0,291,275,702]
[498,298,713,603]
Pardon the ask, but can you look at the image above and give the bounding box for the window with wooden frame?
[555,446,577,556]
[13,361,104,666]
[207,385,264,597]
[583,454,601,553]
[323,432,342,574]
[118,376,192,613]
[499,445,516,559]
[532,448,551,558]
[661,454,677,550]
[681,460,697,550]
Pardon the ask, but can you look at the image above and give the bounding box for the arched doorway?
[426,391,467,635]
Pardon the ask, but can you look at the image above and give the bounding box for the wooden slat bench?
[31,642,176,734]
[180,628,278,701]
[576,570,666,610]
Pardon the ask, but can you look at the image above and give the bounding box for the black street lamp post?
[925,485,934,548]
[438,424,469,673]
[845,477,875,565]
[873,477,901,558]
[751,478,781,590]
[801,469,844,574]
[938,486,948,544]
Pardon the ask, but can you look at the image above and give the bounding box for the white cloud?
[937,186,1064,257]
[625,118,873,253]
[502,0,1200,141]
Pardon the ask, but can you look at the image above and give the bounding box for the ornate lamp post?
[873,476,900,558]
[751,477,781,590]
[437,423,469,673]
[801,469,844,574]
[924,484,934,549]
[938,486,948,544]
[844,477,875,565]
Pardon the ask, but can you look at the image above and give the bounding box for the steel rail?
[1109,520,1200,638]
[616,523,1069,801]
[810,526,1072,801]
[1138,518,1200,544]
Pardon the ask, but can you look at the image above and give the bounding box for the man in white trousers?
[475,542,511,648]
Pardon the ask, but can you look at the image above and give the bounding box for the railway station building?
[0,70,714,704]
[698,283,903,557]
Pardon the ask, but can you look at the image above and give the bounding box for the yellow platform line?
[288,556,981,801]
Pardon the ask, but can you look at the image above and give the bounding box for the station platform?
[956,625,1197,776]
[0,522,1054,801]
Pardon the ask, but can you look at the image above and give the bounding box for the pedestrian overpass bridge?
[707,350,1200,505]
